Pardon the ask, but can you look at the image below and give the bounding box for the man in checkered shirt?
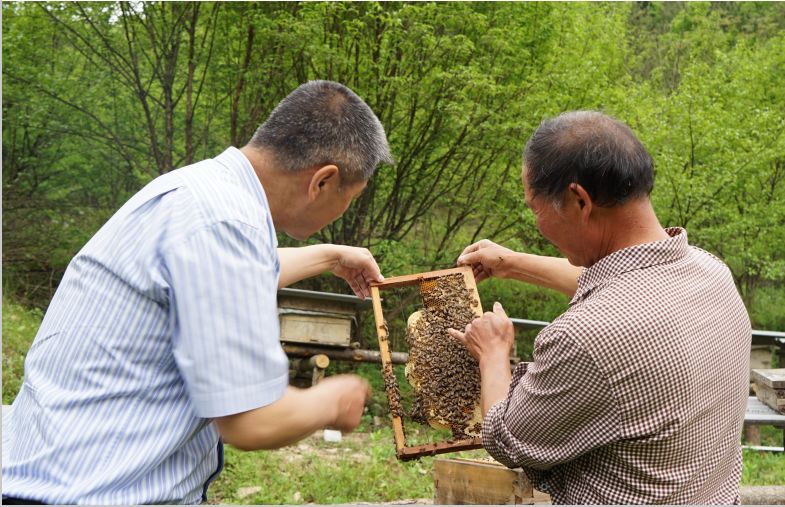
[450,111,751,504]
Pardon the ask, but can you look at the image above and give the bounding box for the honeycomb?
[405,273,482,438]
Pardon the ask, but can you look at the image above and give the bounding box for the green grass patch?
[741,425,785,486]
[209,429,435,504]
[2,295,42,404]
[742,448,785,486]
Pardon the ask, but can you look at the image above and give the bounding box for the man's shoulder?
[687,244,732,272]
[168,156,270,231]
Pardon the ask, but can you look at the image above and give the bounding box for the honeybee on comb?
[404,274,482,439]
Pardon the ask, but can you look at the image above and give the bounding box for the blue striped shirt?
[2,147,289,504]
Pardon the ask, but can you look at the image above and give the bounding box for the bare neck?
[239,145,299,230]
[591,199,669,263]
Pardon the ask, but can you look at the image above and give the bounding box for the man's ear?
[569,183,593,224]
[307,165,339,201]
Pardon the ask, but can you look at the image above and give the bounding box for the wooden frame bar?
[370,266,484,460]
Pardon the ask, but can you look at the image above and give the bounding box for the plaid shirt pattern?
[483,228,751,504]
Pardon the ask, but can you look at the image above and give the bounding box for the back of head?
[249,80,393,184]
[524,111,654,207]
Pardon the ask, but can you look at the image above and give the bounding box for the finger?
[361,249,384,282]
[458,241,482,259]
[349,279,364,299]
[473,265,490,283]
[457,250,481,267]
[493,301,508,318]
[355,276,368,299]
[447,328,466,344]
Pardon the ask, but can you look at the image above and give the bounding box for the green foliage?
[2,295,41,404]
[3,5,785,496]
[4,2,785,322]
[748,286,785,332]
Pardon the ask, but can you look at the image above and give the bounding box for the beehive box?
[433,458,549,505]
[278,288,363,347]
[752,368,785,414]
[370,266,484,460]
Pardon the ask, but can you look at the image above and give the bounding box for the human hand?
[330,246,384,299]
[448,302,514,365]
[456,240,517,282]
[316,374,371,433]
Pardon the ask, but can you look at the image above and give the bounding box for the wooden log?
[292,354,330,372]
[282,344,409,364]
[309,354,330,370]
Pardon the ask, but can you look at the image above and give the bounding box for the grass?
[742,447,785,486]
[2,297,783,501]
[2,296,43,404]
[209,429,438,504]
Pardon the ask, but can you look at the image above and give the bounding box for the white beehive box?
[278,288,367,347]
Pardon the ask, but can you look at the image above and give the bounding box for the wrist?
[304,382,341,429]
[312,244,341,272]
[479,350,511,372]
[498,251,526,280]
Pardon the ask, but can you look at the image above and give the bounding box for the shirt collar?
[213,146,272,216]
[570,227,689,305]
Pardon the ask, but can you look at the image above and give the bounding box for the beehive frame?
[370,266,484,460]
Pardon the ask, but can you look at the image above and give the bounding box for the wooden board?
[433,458,540,505]
[752,368,785,389]
[755,384,785,413]
[370,266,485,460]
[370,286,406,454]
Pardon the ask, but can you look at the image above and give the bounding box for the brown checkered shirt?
[483,228,752,504]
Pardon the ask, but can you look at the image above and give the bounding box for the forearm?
[479,355,513,415]
[215,386,336,451]
[505,253,581,297]
[277,245,338,288]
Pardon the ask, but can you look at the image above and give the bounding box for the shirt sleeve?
[162,219,289,418]
[482,329,619,471]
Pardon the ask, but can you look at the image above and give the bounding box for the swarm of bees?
[382,361,403,418]
[405,274,482,439]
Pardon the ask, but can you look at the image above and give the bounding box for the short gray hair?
[249,80,393,183]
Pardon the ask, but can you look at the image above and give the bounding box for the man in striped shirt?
[451,112,751,504]
[2,81,393,504]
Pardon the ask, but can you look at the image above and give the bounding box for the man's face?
[287,178,367,240]
[522,166,586,266]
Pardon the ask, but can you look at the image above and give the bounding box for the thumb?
[493,301,507,318]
